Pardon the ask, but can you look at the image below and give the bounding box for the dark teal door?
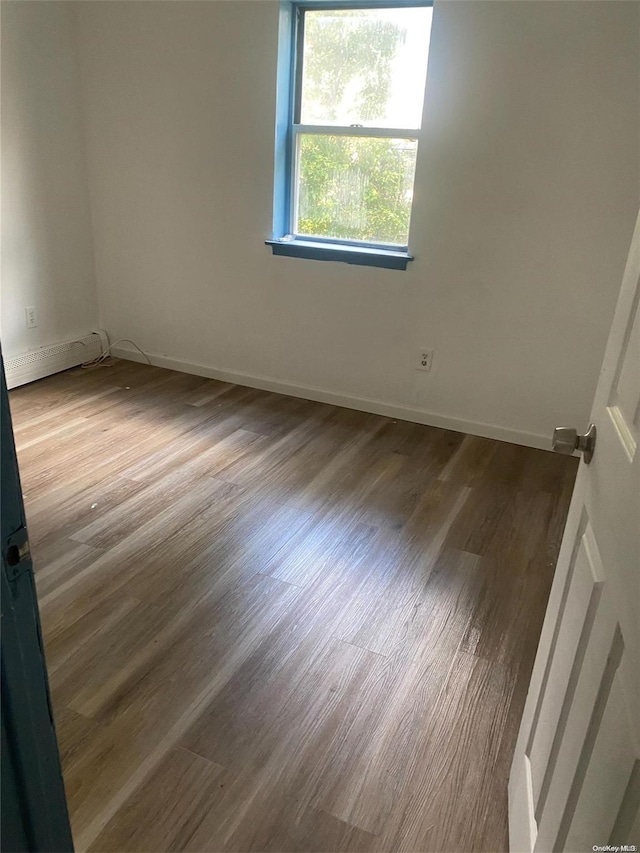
[1,353,74,852]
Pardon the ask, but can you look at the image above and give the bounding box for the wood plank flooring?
[9,360,578,853]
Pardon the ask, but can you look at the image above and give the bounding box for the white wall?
[1,1,98,361]
[72,0,639,447]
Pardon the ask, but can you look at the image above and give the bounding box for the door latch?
[3,528,31,581]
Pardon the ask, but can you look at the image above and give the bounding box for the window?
[267,1,433,270]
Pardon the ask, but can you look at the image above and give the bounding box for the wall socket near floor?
[25,306,38,329]
[416,348,433,372]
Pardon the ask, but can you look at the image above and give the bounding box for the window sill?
[265,238,414,271]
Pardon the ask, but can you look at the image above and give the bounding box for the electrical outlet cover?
[417,348,433,371]
[25,306,38,329]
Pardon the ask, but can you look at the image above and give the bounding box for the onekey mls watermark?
[593,846,637,852]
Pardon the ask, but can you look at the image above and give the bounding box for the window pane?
[300,7,432,129]
[295,134,418,245]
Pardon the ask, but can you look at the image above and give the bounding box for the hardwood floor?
[9,360,578,853]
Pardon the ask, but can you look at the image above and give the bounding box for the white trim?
[293,124,420,139]
[110,344,551,451]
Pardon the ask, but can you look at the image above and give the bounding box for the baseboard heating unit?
[4,332,105,389]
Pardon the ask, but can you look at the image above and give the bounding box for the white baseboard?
[5,332,105,389]
[110,344,551,451]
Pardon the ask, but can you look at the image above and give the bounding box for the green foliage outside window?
[297,135,415,245]
[301,11,402,123]
[296,11,417,246]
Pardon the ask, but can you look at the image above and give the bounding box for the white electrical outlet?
[416,348,433,372]
[25,306,38,329]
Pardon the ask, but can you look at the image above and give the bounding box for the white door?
[508,210,640,852]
